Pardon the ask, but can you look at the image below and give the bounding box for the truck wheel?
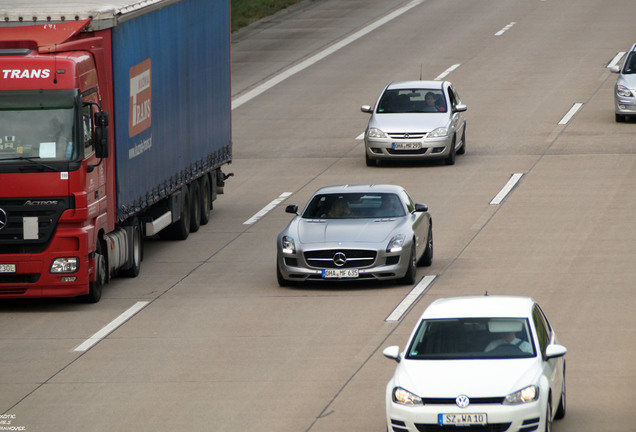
[199,175,211,225]
[79,241,106,303]
[189,181,201,233]
[160,186,191,240]
[121,220,142,278]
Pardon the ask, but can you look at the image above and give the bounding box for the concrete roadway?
[1,0,636,430]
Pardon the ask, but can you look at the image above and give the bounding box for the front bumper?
[615,95,636,115]
[277,247,410,283]
[387,399,545,432]
[365,136,452,161]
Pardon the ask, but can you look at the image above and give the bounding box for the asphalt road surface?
[2,0,636,431]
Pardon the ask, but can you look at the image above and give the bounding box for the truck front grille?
[0,197,71,253]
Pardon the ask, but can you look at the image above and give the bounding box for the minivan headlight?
[427,127,448,138]
[367,128,388,139]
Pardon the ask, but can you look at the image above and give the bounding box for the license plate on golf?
[322,269,359,279]
[392,142,421,150]
[0,264,16,273]
[438,413,487,426]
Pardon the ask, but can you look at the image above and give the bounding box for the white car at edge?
[383,295,566,432]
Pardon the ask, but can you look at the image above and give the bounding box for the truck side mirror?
[94,111,109,158]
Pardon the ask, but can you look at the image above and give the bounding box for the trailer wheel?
[199,174,211,226]
[78,241,106,303]
[121,219,142,278]
[160,186,191,240]
[189,181,201,233]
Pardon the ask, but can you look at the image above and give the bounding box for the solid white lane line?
[232,0,425,110]
[74,301,149,352]
[244,192,293,225]
[608,52,625,69]
[490,173,523,205]
[386,275,436,322]
[495,22,516,36]
[435,64,461,81]
[558,103,583,125]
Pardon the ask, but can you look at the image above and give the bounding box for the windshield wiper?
[0,156,59,171]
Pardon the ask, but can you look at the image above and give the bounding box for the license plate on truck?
[438,413,487,426]
[322,269,359,279]
[0,264,16,273]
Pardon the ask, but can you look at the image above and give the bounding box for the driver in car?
[485,332,533,354]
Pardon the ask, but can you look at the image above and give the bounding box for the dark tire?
[120,219,142,278]
[365,151,377,167]
[276,263,293,287]
[189,181,201,233]
[444,137,456,165]
[199,175,211,226]
[397,244,416,285]
[79,241,106,303]
[545,399,552,432]
[418,223,433,266]
[456,126,466,155]
[616,113,626,122]
[555,366,566,420]
[160,186,191,240]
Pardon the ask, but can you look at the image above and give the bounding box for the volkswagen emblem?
[0,208,7,232]
[332,252,347,267]
[403,133,410,139]
[455,395,470,408]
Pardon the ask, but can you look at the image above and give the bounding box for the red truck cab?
[0,20,114,302]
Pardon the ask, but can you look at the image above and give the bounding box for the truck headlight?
[50,257,79,274]
[281,236,296,254]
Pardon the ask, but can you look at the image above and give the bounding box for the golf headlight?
[616,85,633,98]
[281,236,296,254]
[367,128,388,139]
[50,257,79,274]
[392,387,423,405]
[387,234,405,253]
[503,385,539,405]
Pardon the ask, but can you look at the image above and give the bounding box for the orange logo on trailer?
[129,59,151,137]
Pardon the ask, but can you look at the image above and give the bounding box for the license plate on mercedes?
[438,413,487,426]
[322,269,359,278]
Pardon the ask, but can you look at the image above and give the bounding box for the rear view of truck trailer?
[0,0,232,302]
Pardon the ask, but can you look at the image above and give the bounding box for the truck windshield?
[0,89,78,166]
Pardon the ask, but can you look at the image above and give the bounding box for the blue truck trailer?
[0,0,232,302]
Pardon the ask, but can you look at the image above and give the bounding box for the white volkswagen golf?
[383,295,566,432]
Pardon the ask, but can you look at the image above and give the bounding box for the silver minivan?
[610,43,636,122]
[361,80,467,166]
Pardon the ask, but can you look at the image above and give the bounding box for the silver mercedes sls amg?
[276,184,433,286]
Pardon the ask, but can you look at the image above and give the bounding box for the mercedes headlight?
[50,257,79,274]
[281,236,296,254]
[387,234,405,253]
[616,85,633,98]
[392,387,423,406]
[503,385,539,405]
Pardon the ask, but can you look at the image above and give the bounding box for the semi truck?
[0,0,232,302]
